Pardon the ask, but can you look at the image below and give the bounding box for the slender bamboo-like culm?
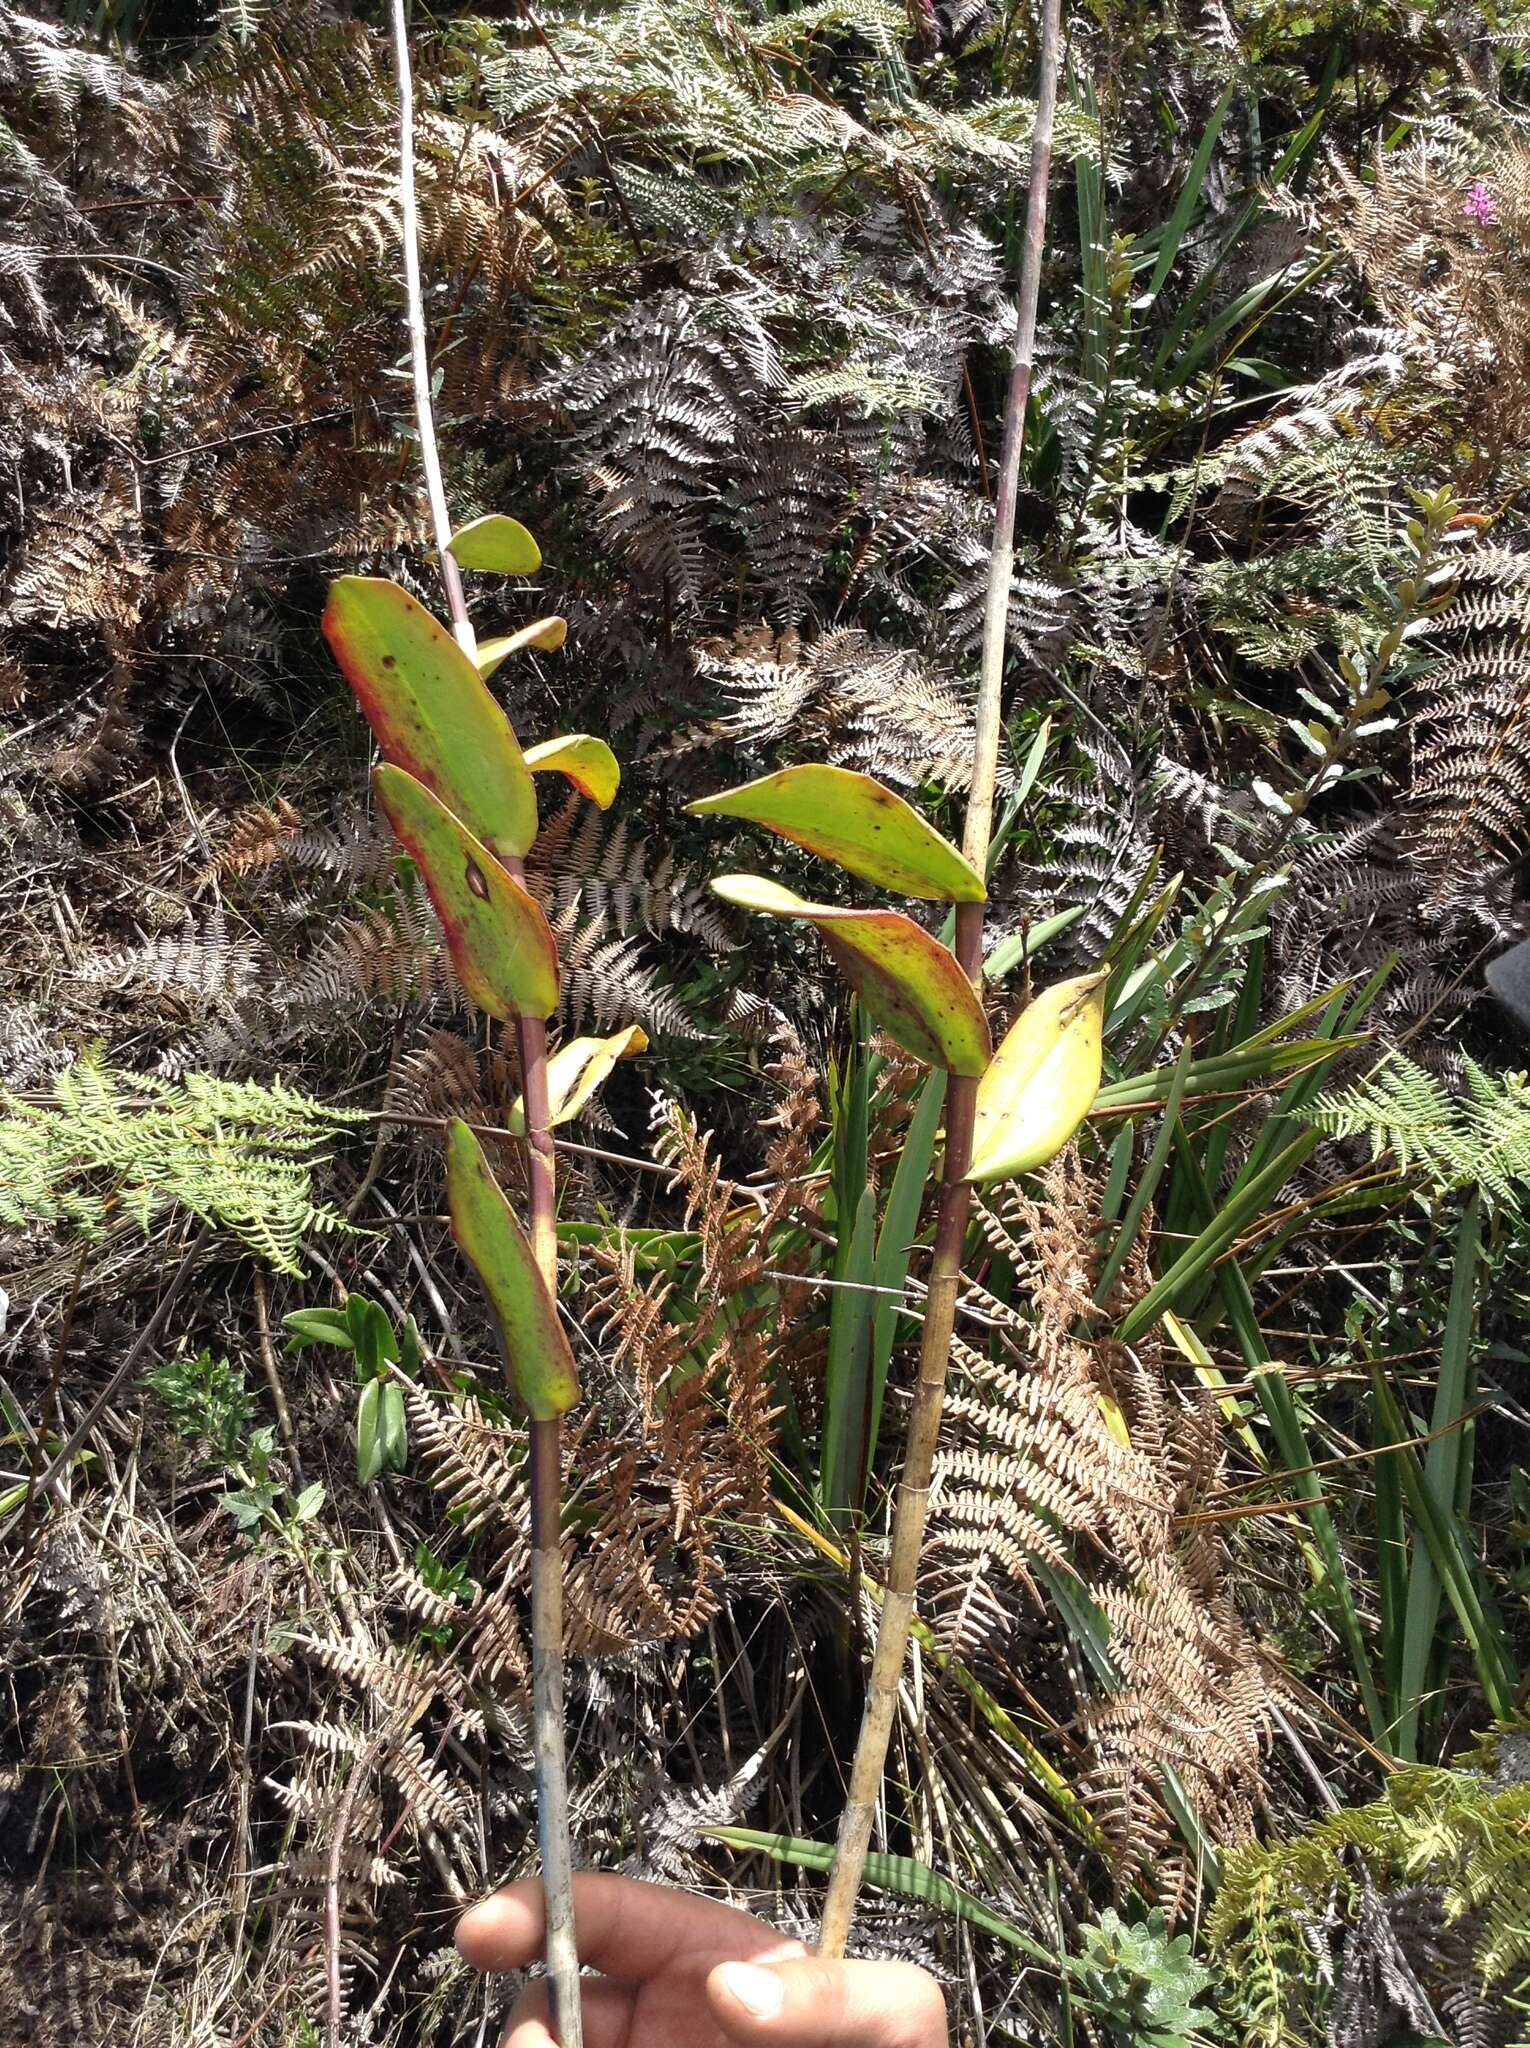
[389,4,582,2038]
[817,0,1065,1959]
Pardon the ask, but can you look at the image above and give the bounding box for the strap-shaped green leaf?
[324,575,538,859]
[446,1120,580,1420]
[524,734,620,810]
[446,514,541,574]
[506,1026,647,1136]
[690,765,984,902]
[374,764,559,1021]
[476,617,567,680]
[966,971,1107,1184]
[711,875,991,1075]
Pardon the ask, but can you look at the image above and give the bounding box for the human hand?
[456,1872,949,2048]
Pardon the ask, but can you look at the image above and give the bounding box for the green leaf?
[983,904,1084,983]
[292,1482,326,1524]
[1093,1035,1366,1112]
[710,875,991,1075]
[524,733,620,810]
[819,1183,878,1522]
[707,1829,1055,1965]
[475,617,567,679]
[323,575,539,860]
[380,1381,408,1471]
[869,1072,945,1467]
[1012,718,1052,807]
[966,971,1106,1184]
[1092,1040,1191,1308]
[356,1378,385,1483]
[282,1307,354,1352]
[445,1120,580,1420]
[1371,1365,1516,1721]
[506,1026,648,1136]
[345,1294,397,1381]
[445,514,541,574]
[374,764,559,1021]
[1169,1133,1388,1744]
[1145,83,1236,301]
[1116,1129,1321,1342]
[690,766,985,902]
[1397,1192,1488,1756]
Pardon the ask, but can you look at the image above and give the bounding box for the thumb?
[706,1956,948,2048]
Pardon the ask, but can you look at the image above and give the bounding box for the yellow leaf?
[965,971,1107,1184]
[476,617,567,680]
[524,733,620,809]
[506,1025,648,1135]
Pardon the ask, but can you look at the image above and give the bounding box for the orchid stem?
[816,0,1064,1961]
[390,2,581,2036]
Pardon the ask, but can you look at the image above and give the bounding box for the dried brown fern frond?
[291,890,462,1019]
[528,792,734,950]
[76,908,267,1009]
[926,1152,1280,1901]
[1327,131,1530,473]
[551,907,702,1038]
[1404,547,1530,904]
[211,798,303,881]
[694,625,1002,795]
[588,1048,820,1534]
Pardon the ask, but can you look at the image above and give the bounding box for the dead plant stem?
[389,0,472,657]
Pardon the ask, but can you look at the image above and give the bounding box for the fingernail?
[719,1962,786,2018]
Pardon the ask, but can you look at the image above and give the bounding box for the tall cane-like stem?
[516,1008,583,2048]
[817,0,1064,1961]
[389,4,582,2038]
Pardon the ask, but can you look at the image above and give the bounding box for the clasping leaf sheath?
[965,970,1108,1184]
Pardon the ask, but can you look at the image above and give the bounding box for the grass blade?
[1395,1192,1487,1756]
[1145,84,1236,301]
[1371,1363,1516,1723]
[710,1828,1058,1964]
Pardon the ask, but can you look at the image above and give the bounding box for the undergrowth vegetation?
[4,0,1530,2042]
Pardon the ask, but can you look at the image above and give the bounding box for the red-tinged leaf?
[689,764,984,902]
[446,514,541,574]
[711,875,991,1075]
[446,1120,579,1419]
[374,764,558,1020]
[324,575,538,859]
[524,733,620,809]
[476,617,567,680]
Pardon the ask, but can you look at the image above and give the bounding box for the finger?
[458,1872,798,1983]
[707,1957,948,2048]
[500,1973,634,2048]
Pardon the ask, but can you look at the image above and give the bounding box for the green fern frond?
[0,1060,363,1274]
[1212,1738,1530,2042]
[1311,1052,1530,1206]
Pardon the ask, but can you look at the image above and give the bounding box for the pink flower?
[1464,180,1499,225]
